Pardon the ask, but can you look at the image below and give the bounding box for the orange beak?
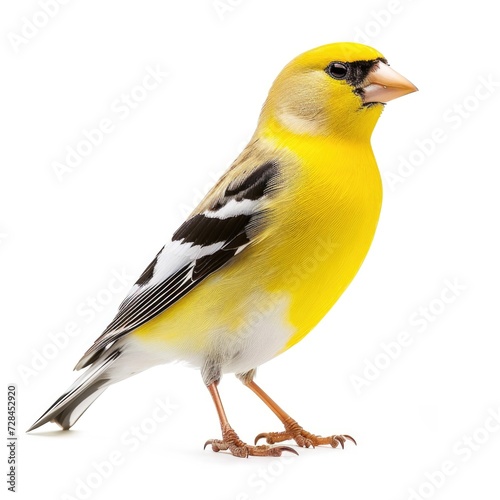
[362,61,418,104]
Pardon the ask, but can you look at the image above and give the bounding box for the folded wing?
[75,160,281,370]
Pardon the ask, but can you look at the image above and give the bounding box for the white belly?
[220,294,294,375]
[124,293,294,381]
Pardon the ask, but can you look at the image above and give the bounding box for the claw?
[204,436,298,457]
[254,424,356,451]
[336,436,344,449]
[343,434,357,446]
[254,433,267,445]
[280,446,299,456]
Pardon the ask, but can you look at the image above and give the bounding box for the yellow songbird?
[29,42,417,457]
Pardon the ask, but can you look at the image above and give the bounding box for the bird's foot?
[204,424,298,458]
[255,417,356,449]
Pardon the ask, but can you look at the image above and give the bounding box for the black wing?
[75,160,280,369]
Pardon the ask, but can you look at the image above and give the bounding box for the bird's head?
[258,42,417,141]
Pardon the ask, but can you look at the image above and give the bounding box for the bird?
[28,42,417,457]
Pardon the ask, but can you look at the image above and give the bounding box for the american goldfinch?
[28,42,417,458]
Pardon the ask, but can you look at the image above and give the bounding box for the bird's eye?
[326,62,349,80]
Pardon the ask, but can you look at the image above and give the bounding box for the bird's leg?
[203,381,298,458]
[242,378,356,449]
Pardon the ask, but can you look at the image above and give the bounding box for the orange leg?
[204,382,298,458]
[244,379,356,449]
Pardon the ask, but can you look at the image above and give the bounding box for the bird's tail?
[27,350,121,432]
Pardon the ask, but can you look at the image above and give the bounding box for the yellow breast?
[260,129,383,351]
[131,130,381,369]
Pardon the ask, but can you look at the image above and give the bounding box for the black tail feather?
[27,351,120,432]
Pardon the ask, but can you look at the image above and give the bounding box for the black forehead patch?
[346,60,379,87]
[326,58,387,87]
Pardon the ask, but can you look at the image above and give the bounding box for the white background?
[2,1,500,499]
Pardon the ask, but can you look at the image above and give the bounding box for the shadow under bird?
[29,42,417,457]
